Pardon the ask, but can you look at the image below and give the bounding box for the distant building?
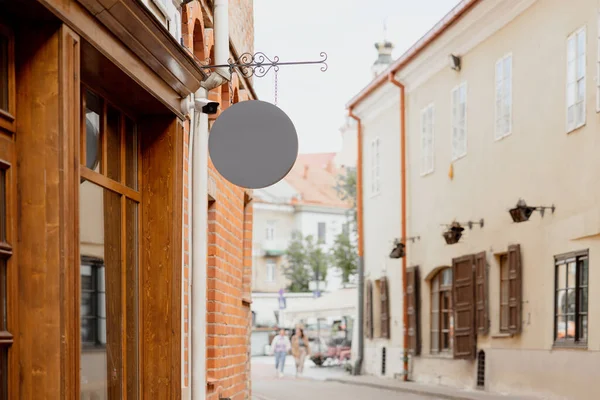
[251,153,354,329]
[346,0,600,399]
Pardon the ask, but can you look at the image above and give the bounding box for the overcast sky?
[252,0,460,154]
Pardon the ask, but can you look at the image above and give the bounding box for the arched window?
[431,267,453,353]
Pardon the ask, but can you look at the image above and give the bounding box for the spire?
[372,20,394,78]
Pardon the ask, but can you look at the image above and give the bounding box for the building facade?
[181,1,256,399]
[0,0,255,398]
[250,153,353,331]
[348,0,600,399]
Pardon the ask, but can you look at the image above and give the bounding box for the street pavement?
[251,356,440,400]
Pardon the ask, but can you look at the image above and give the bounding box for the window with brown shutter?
[507,244,522,335]
[380,277,390,339]
[365,280,373,339]
[452,255,476,359]
[430,267,452,354]
[407,266,421,355]
[475,252,489,335]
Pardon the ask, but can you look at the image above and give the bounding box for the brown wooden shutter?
[365,280,373,339]
[507,244,522,334]
[475,252,489,335]
[380,277,390,339]
[452,255,476,359]
[407,266,421,355]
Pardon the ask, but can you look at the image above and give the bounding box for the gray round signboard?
[208,100,299,189]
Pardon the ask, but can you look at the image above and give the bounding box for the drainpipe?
[387,72,408,381]
[348,108,364,376]
[190,1,230,399]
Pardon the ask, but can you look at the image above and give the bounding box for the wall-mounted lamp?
[389,239,405,259]
[441,219,484,245]
[509,199,555,223]
[388,236,421,259]
[449,54,461,71]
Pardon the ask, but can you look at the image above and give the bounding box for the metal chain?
[229,73,235,105]
[274,68,278,106]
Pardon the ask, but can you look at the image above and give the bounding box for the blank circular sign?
[209,100,299,189]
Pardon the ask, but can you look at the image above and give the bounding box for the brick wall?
[228,0,254,55]
[181,1,255,399]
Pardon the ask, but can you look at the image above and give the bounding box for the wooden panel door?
[452,255,476,359]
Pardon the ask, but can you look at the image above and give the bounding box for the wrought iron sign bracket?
[198,52,329,78]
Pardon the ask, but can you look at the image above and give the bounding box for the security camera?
[195,98,220,115]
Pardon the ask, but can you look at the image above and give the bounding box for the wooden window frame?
[79,85,142,397]
[0,23,16,134]
[499,253,510,333]
[430,267,453,354]
[553,250,588,348]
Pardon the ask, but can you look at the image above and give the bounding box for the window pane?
[556,289,566,315]
[566,314,575,339]
[577,54,585,80]
[503,57,511,79]
[579,315,588,342]
[579,257,588,286]
[556,262,567,290]
[566,82,576,107]
[566,289,576,314]
[567,262,577,288]
[441,269,452,286]
[84,90,102,172]
[567,60,576,83]
[567,36,576,61]
[556,315,566,339]
[577,79,585,102]
[106,106,121,182]
[500,305,509,330]
[0,35,7,112]
[80,180,122,398]
[577,101,585,126]
[125,118,138,190]
[577,30,585,57]
[580,288,588,313]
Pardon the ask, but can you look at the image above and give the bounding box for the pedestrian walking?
[271,329,291,378]
[291,326,310,377]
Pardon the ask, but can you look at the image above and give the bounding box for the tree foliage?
[330,231,358,284]
[283,231,330,293]
[334,167,357,236]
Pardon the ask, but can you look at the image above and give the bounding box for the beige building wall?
[252,203,296,292]
[395,0,600,398]
[354,86,405,378]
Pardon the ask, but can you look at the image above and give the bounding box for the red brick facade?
[182,1,255,399]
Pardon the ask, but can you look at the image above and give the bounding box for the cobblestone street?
[251,357,440,400]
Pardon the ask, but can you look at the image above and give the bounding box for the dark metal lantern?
[443,222,464,245]
[389,240,405,259]
[509,199,555,223]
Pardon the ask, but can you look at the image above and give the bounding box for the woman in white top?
[271,329,291,378]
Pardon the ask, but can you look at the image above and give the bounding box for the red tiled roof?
[284,153,351,208]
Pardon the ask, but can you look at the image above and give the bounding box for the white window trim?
[566,26,586,133]
[596,15,600,113]
[266,221,276,240]
[370,137,381,196]
[494,52,513,141]
[420,103,435,176]
[266,261,276,283]
[451,82,468,161]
